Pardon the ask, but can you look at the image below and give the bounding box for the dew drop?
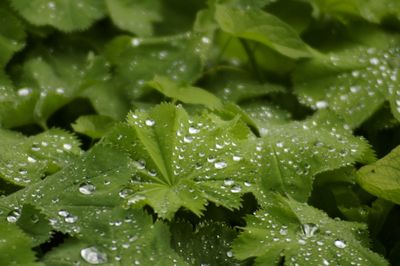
[6,209,21,223]
[334,239,347,249]
[301,223,319,238]
[188,127,200,134]
[63,143,72,150]
[79,183,96,195]
[316,101,328,109]
[232,155,242,162]
[119,188,133,199]
[80,247,108,264]
[226,250,233,258]
[65,215,78,223]
[17,88,32,96]
[214,161,227,169]
[145,119,155,126]
[183,136,193,143]
[230,186,242,193]
[224,179,234,186]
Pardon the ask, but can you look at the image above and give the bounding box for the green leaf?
[0,3,26,68]
[147,75,222,109]
[215,5,312,59]
[258,110,373,201]
[0,220,42,265]
[72,115,116,139]
[11,0,106,31]
[105,0,161,36]
[170,221,244,265]
[304,0,400,24]
[357,145,400,204]
[232,193,388,266]
[293,30,400,127]
[0,128,81,186]
[105,32,211,100]
[104,103,259,219]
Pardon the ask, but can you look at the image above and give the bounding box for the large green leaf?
[232,193,388,265]
[0,144,185,265]
[0,128,81,186]
[105,0,161,36]
[293,30,400,127]
[357,145,400,204]
[258,110,373,201]
[215,5,312,59]
[11,0,106,31]
[104,103,260,219]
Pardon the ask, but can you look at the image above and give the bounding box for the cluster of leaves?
[1,0,400,265]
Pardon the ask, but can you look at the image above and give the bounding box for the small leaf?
[147,75,222,109]
[72,115,115,139]
[11,0,106,31]
[215,5,312,59]
[357,145,400,204]
[233,193,388,266]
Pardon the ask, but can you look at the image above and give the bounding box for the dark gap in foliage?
[0,178,21,196]
[34,231,69,259]
[378,205,400,264]
[47,98,96,131]
[11,124,43,136]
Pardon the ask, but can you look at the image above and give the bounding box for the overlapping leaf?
[232,193,388,265]
[0,128,80,186]
[293,30,400,127]
[104,103,260,219]
[0,220,42,265]
[257,110,373,201]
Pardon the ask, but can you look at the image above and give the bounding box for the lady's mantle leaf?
[259,111,373,201]
[0,220,42,265]
[215,5,312,59]
[71,115,116,139]
[357,145,400,204]
[0,145,185,265]
[10,0,106,31]
[105,103,260,219]
[232,193,388,266]
[0,128,81,186]
[105,0,161,36]
[293,31,400,127]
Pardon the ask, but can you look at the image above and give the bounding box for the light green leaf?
[106,0,161,36]
[104,103,259,219]
[357,145,400,204]
[215,5,312,59]
[232,193,388,266]
[105,32,211,100]
[0,220,42,265]
[170,221,243,265]
[147,75,222,109]
[293,30,400,127]
[11,0,106,31]
[72,115,116,139]
[0,128,81,186]
[258,110,373,201]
